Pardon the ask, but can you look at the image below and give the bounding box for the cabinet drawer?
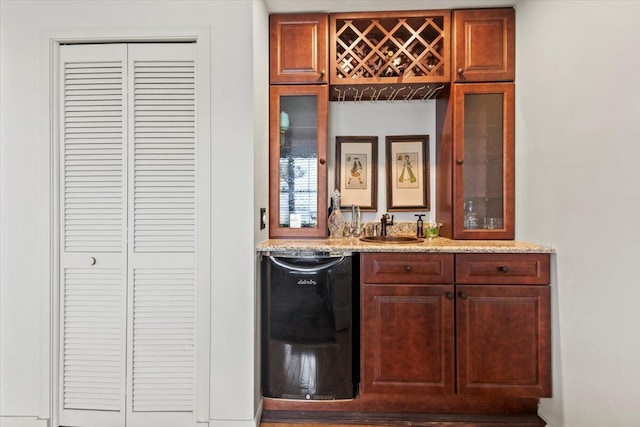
[361,253,454,284]
[456,253,550,285]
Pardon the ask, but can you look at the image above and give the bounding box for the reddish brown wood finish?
[436,82,515,240]
[270,14,328,84]
[361,253,454,284]
[453,83,514,240]
[262,394,540,415]
[436,87,454,238]
[329,10,451,86]
[360,283,455,395]
[456,285,551,398]
[268,85,328,238]
[456,253,551,285]
[452,8,515,82]
[261,410,547,426]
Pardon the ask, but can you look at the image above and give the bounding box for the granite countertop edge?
[256,238,556,254]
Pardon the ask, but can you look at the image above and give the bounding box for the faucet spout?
[380,213,394,236]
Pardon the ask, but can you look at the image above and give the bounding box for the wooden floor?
[260,410,547,427]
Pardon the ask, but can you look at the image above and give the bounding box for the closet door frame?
[45,27,211,427]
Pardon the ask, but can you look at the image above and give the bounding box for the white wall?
[252,0,270,414]
[328,101,437,223]
[516,1,640,426]
[0,0,264,425]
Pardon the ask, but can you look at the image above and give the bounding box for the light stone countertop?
[257,237,555,254]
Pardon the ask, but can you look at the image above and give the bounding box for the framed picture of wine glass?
[335,136,378,211]
[385,134,429,211]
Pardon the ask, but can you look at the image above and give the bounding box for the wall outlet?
[259,208,266,230]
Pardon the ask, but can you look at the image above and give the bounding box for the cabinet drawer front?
[361,253,454,284]
[456,253,550,284]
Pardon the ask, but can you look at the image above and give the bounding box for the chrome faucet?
[380,213,394,236]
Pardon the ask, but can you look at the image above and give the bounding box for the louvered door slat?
[132,57,195,254]
[62,268,124,411]
[63,54,125,253]
[132,268,194,412]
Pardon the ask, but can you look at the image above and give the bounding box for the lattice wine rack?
[330,11,450,101]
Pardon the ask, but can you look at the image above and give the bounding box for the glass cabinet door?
[269,85,328,238]
[454,83,514,239]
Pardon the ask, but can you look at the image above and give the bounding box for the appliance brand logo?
[297,279,317,285]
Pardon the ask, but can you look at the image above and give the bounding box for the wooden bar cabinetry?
[268,85,328,238]
[270,13,329,84]
[360,252,551,400]
[436,82,515,240]
[452,8,515,82]
[360,253,455,395]
[329,10,450,101]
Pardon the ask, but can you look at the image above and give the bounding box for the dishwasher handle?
[268,255,348,273]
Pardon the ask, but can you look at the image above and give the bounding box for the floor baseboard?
[261,410,546,427]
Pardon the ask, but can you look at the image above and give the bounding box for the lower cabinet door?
[456,285,551,397]
[361,283,455,395]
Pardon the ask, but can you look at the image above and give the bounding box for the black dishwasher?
[261,251,356,400]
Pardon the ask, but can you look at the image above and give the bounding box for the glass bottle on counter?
[328,190,345,238]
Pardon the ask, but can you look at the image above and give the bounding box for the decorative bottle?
[464,200,479,229]
[328,190,345,238]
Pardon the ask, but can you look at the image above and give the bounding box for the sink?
[359,236,424,244]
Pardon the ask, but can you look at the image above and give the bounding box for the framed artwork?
[385,134,429,211]
[335,136,378,211]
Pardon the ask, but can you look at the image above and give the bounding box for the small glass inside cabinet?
[462,93,504,230]
[278,95,318,229]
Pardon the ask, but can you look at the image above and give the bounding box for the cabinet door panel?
[270,14,328,84]
[453,8,515,82]
[457,285,551,397]
[361,284,454,395]
[453,83,514,239]
[269,85,328,238]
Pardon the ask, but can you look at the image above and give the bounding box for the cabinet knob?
[446,292,454,300]
[459,292,468,299]
[89,256,97,266]
[319,158,326,165]
[457,68,464,75]
[404,265,413,273]
[320,70,326,77]
[456,159,464,165]
[498,266,510,273]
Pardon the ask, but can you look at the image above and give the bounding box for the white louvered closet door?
[59,44,128,427]
[59,43,199,427]
[126,43,197,427]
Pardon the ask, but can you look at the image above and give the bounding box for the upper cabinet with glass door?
[436,83,514,240]
[269,85,328,238]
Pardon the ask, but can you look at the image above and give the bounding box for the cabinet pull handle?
[456,159,464,165]
[459,292,468,299]
[89,256,97,266]
[457,68,464,75]
[446,292,454,300]
[319,158,326,165]
[404,265,413,273]
[498,266,510,273]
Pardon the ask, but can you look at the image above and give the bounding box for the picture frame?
[385,134,429,211]
[335,136,378,211]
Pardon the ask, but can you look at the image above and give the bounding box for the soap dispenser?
[415,214,425,238]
